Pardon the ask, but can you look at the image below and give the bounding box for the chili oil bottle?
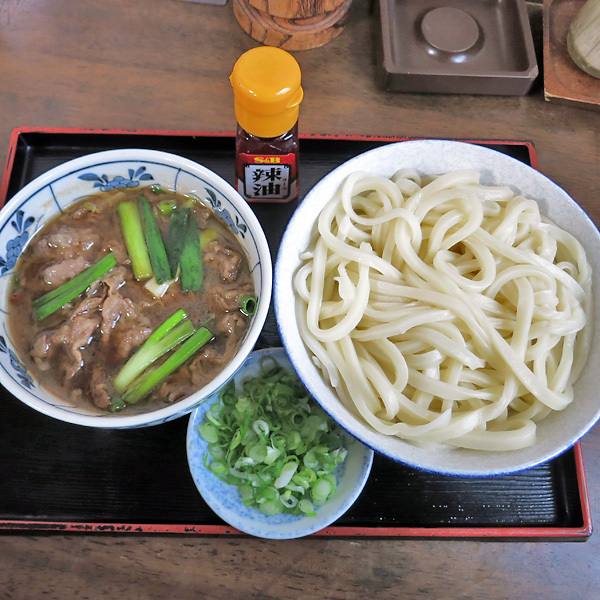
[230,47,303,203]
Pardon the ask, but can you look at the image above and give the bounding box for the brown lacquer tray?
[0,128,591,539]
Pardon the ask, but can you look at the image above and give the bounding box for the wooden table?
[1,1,599,598]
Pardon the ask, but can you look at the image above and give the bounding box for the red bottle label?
[236,153,297,202]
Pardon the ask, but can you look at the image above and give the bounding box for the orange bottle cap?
[230,47,303,139]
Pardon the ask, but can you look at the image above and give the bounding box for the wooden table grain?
[0,1,599,598]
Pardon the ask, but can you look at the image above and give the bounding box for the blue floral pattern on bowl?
[0,149,272,429]
[0,335,34,389]
[204,188,248,238]
[78,166,154,191]
[0,210,36,275]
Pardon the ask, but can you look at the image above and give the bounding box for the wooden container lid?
[233,0,352,51]
[246,0,348,19]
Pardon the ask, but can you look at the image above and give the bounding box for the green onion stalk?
[114,309,214,407]
[32,253,116,320]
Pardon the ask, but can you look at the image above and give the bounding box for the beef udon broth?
[8,186,255,413]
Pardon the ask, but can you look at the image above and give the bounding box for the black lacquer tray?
[0,128,591,539]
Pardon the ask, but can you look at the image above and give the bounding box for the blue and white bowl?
[0,149,272,428]
[187,347,374,539]
[275,140,600,477]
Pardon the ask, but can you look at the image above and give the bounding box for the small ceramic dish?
[186,347,374,539]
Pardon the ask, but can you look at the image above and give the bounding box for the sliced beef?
[189,347,228,387]
[160,381,196,403]
[31,313,100,381]
[89,366,111,409]
[41,256,90,287]
[216,312,247,336]
[100,265,129,293]
[195,207,212,228]
[70,200,105,220]
[102,239,129,266]
[62,315,101,380]
[71,296,104,319]
[92,266,145,345]
[100,294,137,340]
[203,240,243,282]
[207,284,251,313]
[112,325,153,361]
[30,332,57,370]
[31,227,100,260]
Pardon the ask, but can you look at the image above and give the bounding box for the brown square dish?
[379,0,539,95]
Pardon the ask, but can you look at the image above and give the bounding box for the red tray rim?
[0,126,539,207]
[0,442,592,539]
[0,443,591,538]
[0,127,590,539]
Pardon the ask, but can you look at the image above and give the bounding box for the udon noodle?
[293,169,592,450]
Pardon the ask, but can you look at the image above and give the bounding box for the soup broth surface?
[8,186,255,414]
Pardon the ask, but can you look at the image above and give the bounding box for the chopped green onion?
[114,315,195,392]
[253,419,269,437]
[180,215,203,292]
[182,195,200,209]
[123,326,213,404]
[209,443,226,459]
[240,295,258,317]
[274,461,298,488]
[298,499,317,517]
[109,396,127,413]
[158,198,177,215]
[199,423,219,443]
[239,484,254,504]
[165,207,190,276]
[260,500,283,515]
[280,490,298,509]
[32,253,116,321]
[210,459,229,475]
[247,443,268,463]
[206,411,225,428]
[265,446,282,465]
[118,201,152,280]
[236,396,252,413]
[311,475,336,505]
[229,429,242,452]
[139,196,171,284]
[198,358,348,517]
[285,430,302,450]
[150,185,167,195]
